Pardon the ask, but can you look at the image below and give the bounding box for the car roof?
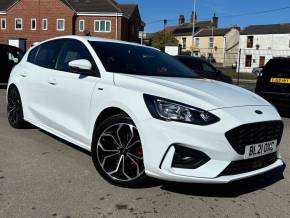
[175,55,202,60]
[36,35,158,51]
[0,44,24,52]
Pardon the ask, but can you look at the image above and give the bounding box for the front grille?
[225,121,283,155]
[219,153,278,176]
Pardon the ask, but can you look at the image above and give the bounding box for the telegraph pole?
[191,0,197,56]
[163,19,167,49]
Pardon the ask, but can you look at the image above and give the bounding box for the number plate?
[244,140,277,159]
[270,78,290,84]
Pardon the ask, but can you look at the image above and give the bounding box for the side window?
[179,58,202,71]
[201,62,217,73]
[56,40,96,73]
[27,47,39,64]
[34,40,64,69]
[6,50,20,64]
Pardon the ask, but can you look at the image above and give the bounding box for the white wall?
[238,34,290,72]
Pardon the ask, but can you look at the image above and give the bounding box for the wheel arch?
[6,83,18,101]
[93,107,130,133]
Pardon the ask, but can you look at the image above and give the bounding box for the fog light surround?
[171,144,210,169]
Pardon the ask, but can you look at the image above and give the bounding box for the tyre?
[7,86,26,128]
[92,114,148,187]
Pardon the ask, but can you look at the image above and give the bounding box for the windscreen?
[264,59,290,72]
[89,41,199,78]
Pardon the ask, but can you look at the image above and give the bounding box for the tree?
[151,31,178,49]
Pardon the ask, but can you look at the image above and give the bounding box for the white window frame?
[31,18,36,31]
[182,37,186,49]
[209,37,214,49]
[1,18,6,30]
[56,19,65,31]
[94,20,111,32]
[42,18,48,30]
[195,37,200,48]
[79,19,85,32]
[15,18,23,30]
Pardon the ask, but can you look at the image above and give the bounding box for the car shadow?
[279,111,290,119]
[160,165,286,197]
[38,129,91,156]
[36,129,286,194]
[0,84,7,89]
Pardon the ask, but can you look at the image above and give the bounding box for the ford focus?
[7,36,284,187]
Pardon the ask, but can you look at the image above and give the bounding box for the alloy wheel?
[7,88,22,126]
[96,123,145,182]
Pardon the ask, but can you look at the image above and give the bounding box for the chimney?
[212,13,218,28]
[190,11,197,24]
[178,15,185,25]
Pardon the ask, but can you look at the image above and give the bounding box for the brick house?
[0,0,143,50]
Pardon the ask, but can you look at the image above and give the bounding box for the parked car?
[252,67,263,76]
[0,44,24,83]
[256,57,290,111]
[7,36,284,187]
[175,55,233,84]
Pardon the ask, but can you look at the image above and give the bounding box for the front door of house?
[259,56,265,67]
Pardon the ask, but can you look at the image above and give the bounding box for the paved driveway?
[0,88,290,218]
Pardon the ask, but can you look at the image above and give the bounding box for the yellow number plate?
[270,78,290,84]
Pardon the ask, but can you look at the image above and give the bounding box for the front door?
[44,39,100,145]
[259,56,265,67]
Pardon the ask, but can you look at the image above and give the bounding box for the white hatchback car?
[7,36,284,187]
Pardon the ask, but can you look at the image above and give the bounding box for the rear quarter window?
[34,40,64,69]
[27,47,39,64]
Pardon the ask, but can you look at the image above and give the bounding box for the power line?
[219,5,290,18]
[145,5,290,26]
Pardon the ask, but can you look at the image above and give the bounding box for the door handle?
[19,72,28,77]
[48,78,57,85]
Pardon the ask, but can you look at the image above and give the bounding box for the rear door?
[260,59,290,93]
[43,39,100,145]
[21,39,65,124]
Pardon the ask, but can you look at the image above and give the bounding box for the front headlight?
[143,94,220,125]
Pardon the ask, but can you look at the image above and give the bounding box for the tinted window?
[6,50,21,64]
[201,62,217,73]
[90,41,199,78]
[34,40,64,69]
[264,59,290,72]
[177,57,201,71]
[27,47,39,64]
[56,39,95,73]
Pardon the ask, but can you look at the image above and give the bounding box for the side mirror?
[68,59,94,76]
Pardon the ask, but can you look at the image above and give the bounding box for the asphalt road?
[1,86,290,218]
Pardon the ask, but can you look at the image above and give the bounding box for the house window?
[15,18,22,30]
[79,20,85,32]
[195,38,200,48]
[56,19,65,31]
[245,55,252,67]
[1,18,6,30]
[247,36,254,48]
[94,20,111,32]
[182,37,186,49]
[209,37,214,48]
[31,18,36,30]
[42,18,48,30]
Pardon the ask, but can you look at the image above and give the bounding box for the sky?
[118,0,290,32]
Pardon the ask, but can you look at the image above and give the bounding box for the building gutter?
[76,12,128,19]
[0,11,7,15]
[115,14,118,40]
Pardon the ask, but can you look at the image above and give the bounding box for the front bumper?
[138,105,283,183]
